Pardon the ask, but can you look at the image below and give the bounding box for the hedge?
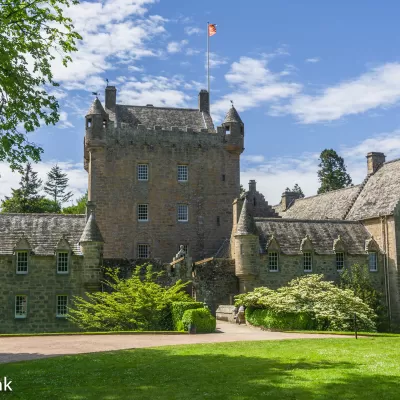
[171,301,205,331]
[246,308,316,331]
[181,308,216,333]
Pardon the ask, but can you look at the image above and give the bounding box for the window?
[369,252,377,271]
[336,252,344,271]
[240,244,244,255]
[303,252,312,272]
[178,244,189,254]
[225,125,230,134]
[87,119,92,128]
[57,252,69,274]
[15,295,27,318]
[56,295,68,317]
[217,216,220,226]
[137,164,149,181]
[137,204,148,221]
[178,165,188,182]
[178,204,188,222]
[137,244,149,259]
[16,251,28,274]
[268,252,279,272]
[103,120,107,128]
[222,174,226,181]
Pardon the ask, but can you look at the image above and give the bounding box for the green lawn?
[1,338,400,399]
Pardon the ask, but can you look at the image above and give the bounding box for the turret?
[223,105,244,154]
[85,97,108,147]
[234,197,259,292]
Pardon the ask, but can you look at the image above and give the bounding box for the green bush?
[171,301,204,331]
[246,308,316,331]
[181,308,216,333]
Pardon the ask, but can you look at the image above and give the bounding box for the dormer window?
[303,252,312,272]
[336,252,344,271]
[16,251,28,274]
[268,251,279,272]
[57,252,69,274]
[368,252,377,271]
[87,119,92,128]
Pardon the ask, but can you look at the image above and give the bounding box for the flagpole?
[207,21,210,95]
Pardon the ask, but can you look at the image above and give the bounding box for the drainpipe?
[381,216,392,326]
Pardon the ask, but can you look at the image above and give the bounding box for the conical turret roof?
[236,197,258,236]
[223,105,243,124]
[86,98,106,116]
[79,213,104,243]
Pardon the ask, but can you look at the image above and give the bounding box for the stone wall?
[87,125,240,263]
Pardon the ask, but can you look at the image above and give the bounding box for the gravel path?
[0,321,353,364]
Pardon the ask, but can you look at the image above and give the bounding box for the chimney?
[105,86,117,111]
[281,191,299,211]
[198,89,210,113]
[367,152,385,175]
[248,180,256,193]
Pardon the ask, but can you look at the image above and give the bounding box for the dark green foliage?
[171,301,205,331]
[317,149,352,194]
[0,0,81,170]
[1,163,60,213]
[44,164,73,206]
[62,191,87,214]
[181,308,216,333]
[246,308,316,331]
[68,264,193,331]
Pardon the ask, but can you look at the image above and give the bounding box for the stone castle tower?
[84,87,244,262]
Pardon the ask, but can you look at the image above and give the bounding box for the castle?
[1,86,400,333]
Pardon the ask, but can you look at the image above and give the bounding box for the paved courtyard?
[0,321,353,364]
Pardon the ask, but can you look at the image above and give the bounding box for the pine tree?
[44,165,73,207]
[292,183,305,198]
[1,163,59,213]
[317,149,352,194]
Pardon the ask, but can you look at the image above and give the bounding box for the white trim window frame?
[57,251,69,274]
[368,251,378,272]
[15,295,28,318]
[137,204,149,222]
[137,164,149,181]
[137,244,150,259]
[303,252,312,272]
[268,251,279,272]
[56,295,68,317]
[336,252,344,271]
[16,251,28,274]
[177,204,188,222]
[177,165,188,182]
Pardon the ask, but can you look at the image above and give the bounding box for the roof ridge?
[343,173,372,219]
[254,217,363,224]
[287,184,362,203]
[0,213,85,218]
[117,105,200,112]
[382,157,400,165]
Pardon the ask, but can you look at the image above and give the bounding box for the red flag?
[208,23,217,37]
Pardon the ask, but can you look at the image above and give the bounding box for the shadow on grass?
[0,342,398,400]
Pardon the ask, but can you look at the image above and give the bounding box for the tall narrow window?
[137,164,149,181]
[268,252,279,272]
[56,295,68,317]
[16,251,28,274]
[369,252,377,271]
[178,204,188,222]
[217,216,220,226]
[177,165,188,182]
[222,174,226,181]
[336,252,344,271]
[303,252,312,272]
[57,252,69,274]
[137,204,148,221]
[103,120,107,128]
[15,295,27,318]
[137,244,149,259]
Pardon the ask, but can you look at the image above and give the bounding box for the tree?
[285,183,305,198]
[68,265,193,331]
[317,149,352,194]
[240,184,246,196]
[62,191,87,214]
[44,164,73,207]
[1,163,59,212]
[0,0,81,170]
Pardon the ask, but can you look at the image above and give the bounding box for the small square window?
[137,164,149,181]
[268,252,279,272]
[178,204,188,222]
[178,165,188,182]
[138,204,148,221]
[137,244,149,259]
[57,252,69,274]
[303,252,312,272]
[56,295,68,317]
[369,252,377,271]
[15,295,27,318]
[16,251,28,274]
[336,252,344,271]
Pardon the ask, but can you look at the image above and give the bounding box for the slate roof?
[0,214,86,255]
[87,98,107,116]
[273,185,361,220]
[223,106,243,124]
[346,159,400,220]
[79,213,104,243]
[114,105,215,131]
[236,198,258,235]
[256,218,371,255]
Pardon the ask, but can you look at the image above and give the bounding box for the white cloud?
[207,52,228,69]
[305,57,320,63]
[186,48,200,56]
[242,155,265,163]
[278,63,400,124]
[167,40,188,54]
[57,112,74,129]
[184,26,202,36]
[0,161,87,205]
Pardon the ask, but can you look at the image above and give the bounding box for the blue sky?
[2,0,400,205]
